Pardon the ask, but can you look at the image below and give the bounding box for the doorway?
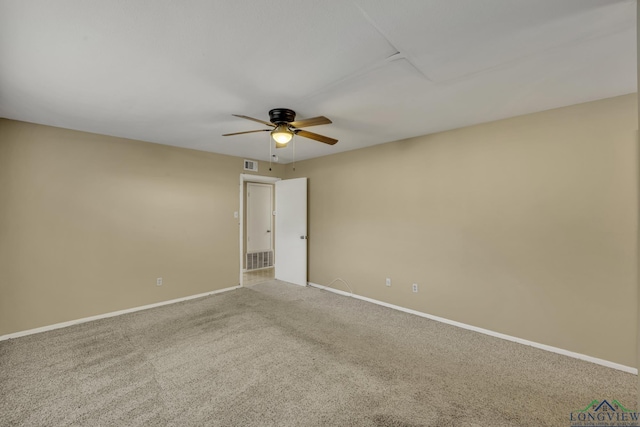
[244,182,274,285]
[238,174,308,287]
[239,174,279,286]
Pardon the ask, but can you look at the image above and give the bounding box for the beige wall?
[286,94,638,367]
[1,94,637,368]
[0,119,283,335]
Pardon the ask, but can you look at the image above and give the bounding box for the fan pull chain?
[269,133,272,171]
[292,135,296,171]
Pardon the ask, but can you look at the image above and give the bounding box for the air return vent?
[243,159,258,172]
[246,251,273,270]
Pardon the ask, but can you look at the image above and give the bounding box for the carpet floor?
[0,280,636,426]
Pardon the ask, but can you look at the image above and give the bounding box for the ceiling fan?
[223,108,338,148]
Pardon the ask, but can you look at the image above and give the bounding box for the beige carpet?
[0,280,635,426]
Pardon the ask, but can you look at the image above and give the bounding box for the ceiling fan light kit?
[270,123,293,146]
[223,108,338,149]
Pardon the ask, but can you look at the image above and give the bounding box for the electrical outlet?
[412,283,418,293]
[157,277,163,286]
[385,278,391,287]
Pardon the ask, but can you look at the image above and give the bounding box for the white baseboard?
[307,282,637,375]
[0,285,241,341]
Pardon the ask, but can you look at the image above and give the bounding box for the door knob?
[300,236,307,239]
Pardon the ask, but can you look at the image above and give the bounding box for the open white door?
[275,178,307,286]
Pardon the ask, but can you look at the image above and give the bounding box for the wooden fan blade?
[233,114,274,127]
[222,129,271,136]
[289,116,332,128]
[294,129,338,145]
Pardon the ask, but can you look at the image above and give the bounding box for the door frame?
[239,173,280,286]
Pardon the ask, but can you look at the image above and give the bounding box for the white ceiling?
[0,0,636,163]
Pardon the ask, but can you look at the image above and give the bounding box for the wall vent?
[243,159,258,172]
[246,251,273,270]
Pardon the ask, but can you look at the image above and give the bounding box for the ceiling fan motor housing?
[269,108,296,124]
